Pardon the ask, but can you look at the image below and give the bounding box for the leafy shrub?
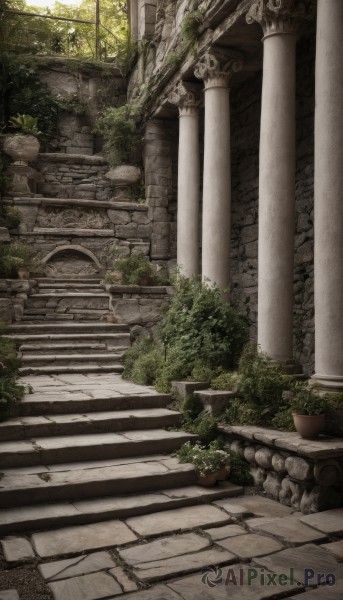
[229,452,254,486]
[0,206,21,230]
[290,385,329,415]
[115,252,157,285]
[95,104,139,167]
[122,337,164,386]
[182,411,219,446]
[0,325,24,421]
[9,114,42,137]
[0,242,40,277]
[181,10,204,44]
[174,441,230,475]
[211,370,241,392]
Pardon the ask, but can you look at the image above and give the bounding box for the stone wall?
[107,284,172,337]
[0,279,39,323]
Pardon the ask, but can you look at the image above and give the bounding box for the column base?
[311,374,343,391]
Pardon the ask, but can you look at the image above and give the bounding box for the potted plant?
[0,243,42,280]
[291,386,328,439]
[174,441,231,487]
[3,114,42,164]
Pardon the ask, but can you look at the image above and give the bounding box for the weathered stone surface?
[1,537,35,562]
[321,540,343,558]
[206,524,246,541]
[120,532,210,566]
[126,505,231,537]
[255,448,274,469]
[214,495,293,518]
[218,533,284,558]
[131,547,236,582]
[48,571,122,600]
[105,165,141,184]
[122,585,180,599]
[0,591,19,600]
[300,508,343,535]
[0,227,10,242]
[39,551,116,581]
[285,456,313,481]
[254,543,343,586]
[248,515,327,544]
[32,520,137,557]
[287,583,343,600]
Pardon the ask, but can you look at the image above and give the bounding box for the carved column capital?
[168,81,201,116]
[246,0,305,37]
[194,50,243,90]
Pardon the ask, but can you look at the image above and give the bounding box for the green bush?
[0,326,24,421]
[115,252,157,285]
[94,104,139,167]
[122,336,164,386]
[290,385,329,415]
[0,242,40,277]
[0,206,21,230]
[229,452,254,486]
[181,10,204,44]
[182,411,219,446]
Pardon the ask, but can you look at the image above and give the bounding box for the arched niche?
[42,245,102,278]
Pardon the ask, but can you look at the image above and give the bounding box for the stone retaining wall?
[107,285,172,337]
[221,424,343,514]
[0,280,39,323]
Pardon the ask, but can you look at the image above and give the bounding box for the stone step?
[9,333,130,346]
[21,311,109,322]
[7,322,129,334]
[21,353,124,366]
[0,430,196,469]
[19,392,171,417]
[35,278,102,284]
[19,363,124,375]
[38,283,104,290]
[28,292,108,298]
[19,343,129,354]
[0,408,181,441]
[0,480,242,534]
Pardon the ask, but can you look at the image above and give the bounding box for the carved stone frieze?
[194,50,243,89]
[246,0,305,36]
[36,207,111,230]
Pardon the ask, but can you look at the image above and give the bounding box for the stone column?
[312,0,343,390]
[169,82,201,277]
[247,0,301,363]
[195,51,242,289]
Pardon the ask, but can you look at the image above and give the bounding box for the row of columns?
[169,0,343,389]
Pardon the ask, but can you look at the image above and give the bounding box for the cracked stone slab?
[214,495,293,518]
[121,585,181,600]
[39,551,116,581]
[254,543,343,586]
[205,524,247,541]
[131,547,236,582]
[119,532,211,566]
[217,533,284,558]
[247,514,328,544]
[300,509,343,535]
[32,520,137,558]
[1,537,35,562]
[168,565,301,599]
[287,580,343,599]
[0,592,19,600]
[126,505,231,537]
[48,571,122,600]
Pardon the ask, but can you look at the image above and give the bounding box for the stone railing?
[220,424,343,514]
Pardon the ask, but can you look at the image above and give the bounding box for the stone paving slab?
[300,509,343,535]
[120,533,210,566]
[214,495,293,518]
[131,547,236,582]
[167,565,301,599]
[39,551,116,581]
[205,524,247,541]
[1,537,35,562]
[321,540,343,558]
[126,505,231,537]
[254,543,343,585]
[287,580,343,599]
[0,592,19,600]
[109,567,138,592]
[48,571,122,600]
[32,520,137,558]
[217,533,284,558]
[247,514,328,544]
[123,585,181,599]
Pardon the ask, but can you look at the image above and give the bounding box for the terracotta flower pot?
[215,466,230,481]
[3,134,40,164]
[196,471,217,487]
[292,413,325,439]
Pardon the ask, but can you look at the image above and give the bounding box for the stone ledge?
[107,285,172,295]
[7,198,148,211]
[37,153,108,164]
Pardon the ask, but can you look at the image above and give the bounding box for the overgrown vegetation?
[104,250,168,286]
[94,103,140,167]
[0,242,41,277]
[0,206,21,230]
[123,277,249,393]
[229,452,254,486]
[181,9,204,45]
[0,324,24,421]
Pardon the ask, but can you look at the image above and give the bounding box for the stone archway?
[42,245,102,278]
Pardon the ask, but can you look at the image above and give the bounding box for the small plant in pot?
[0,243,41,280]
[174,441,231,487]
[3,115,42,164]
[291,385,328,439]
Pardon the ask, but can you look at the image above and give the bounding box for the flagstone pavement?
[0,375,342,599]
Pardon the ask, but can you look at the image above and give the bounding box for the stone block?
[0,299,14,323]
[48,571,122,600]
[0,591,19,600]
[109,567,138,592]
[194,390,233,416]
[171,381,210,397]
[285,456,313,481]
[39,551,116,581]
[1,537,35,562]
[0,227,10,242]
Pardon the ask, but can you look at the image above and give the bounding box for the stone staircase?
[0,286,243,536]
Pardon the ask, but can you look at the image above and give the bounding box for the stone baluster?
[247,0,302,363]
[169,82,201,277]
[195,51,242,290]
[312,0,343,390]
